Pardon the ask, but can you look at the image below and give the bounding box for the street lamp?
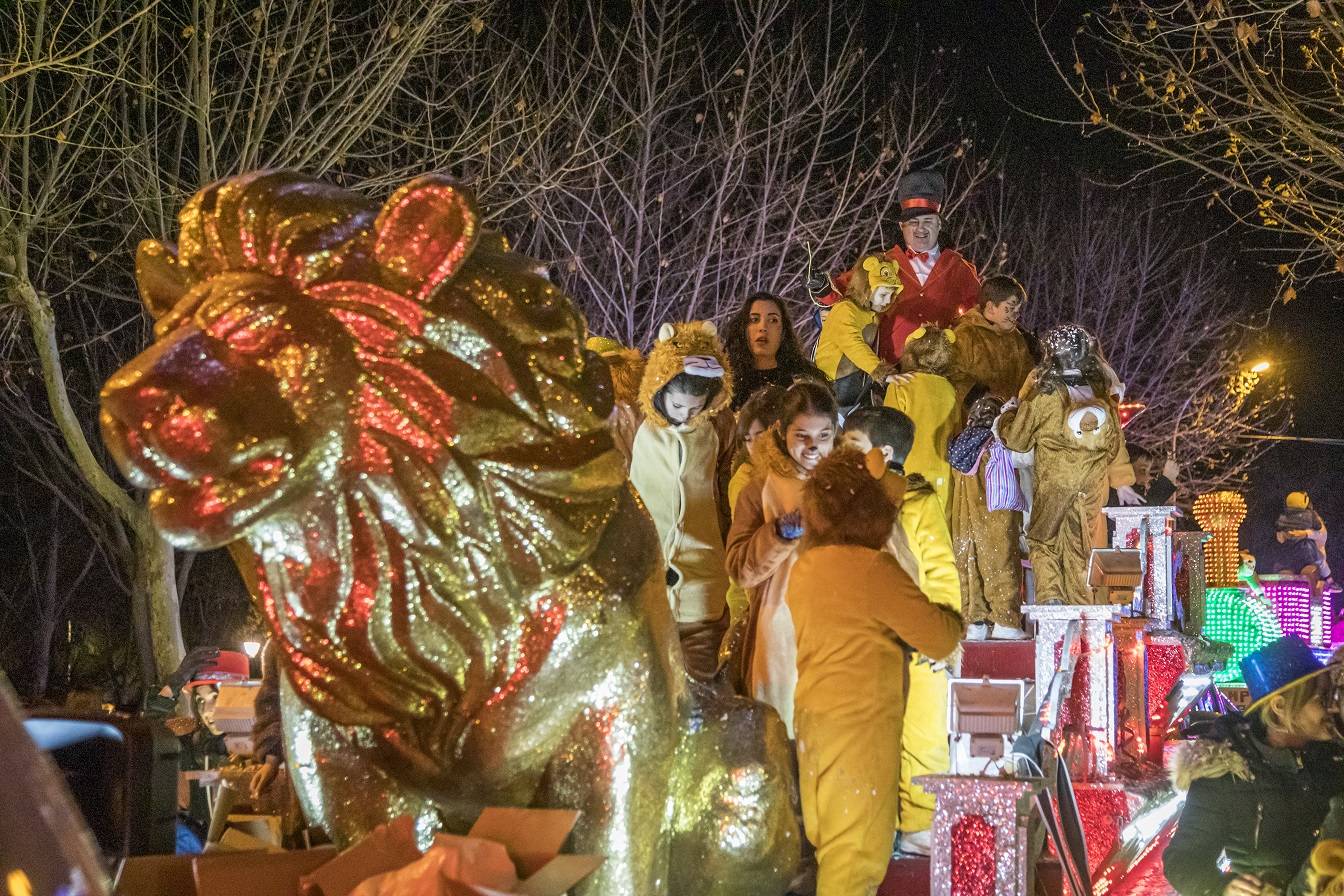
[1249,359,1271,374]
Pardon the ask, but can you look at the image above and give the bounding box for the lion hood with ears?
[637,321,733,429]
[629,320,732,626]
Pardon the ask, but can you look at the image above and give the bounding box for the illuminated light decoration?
[1259,575,1314,644]
[1116,400,1145,427]
[1173,532,1210,636]
[917,775,1043,896]
[1191,492,1247,588]
[1026,604,1122,780]
[1073,783,1134,877]
[1203,586,1282,683]
[1113,618,1149,765]
[1144,636,1188,761]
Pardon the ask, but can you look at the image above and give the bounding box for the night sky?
[908,0,1344,573]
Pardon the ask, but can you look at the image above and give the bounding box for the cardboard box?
[116,846,337,896]
[306,809,602,896]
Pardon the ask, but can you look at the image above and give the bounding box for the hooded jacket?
[629,321,734,625]
[1164,716,1344,896]
[949,306,1035,407]
[724,427,810,735]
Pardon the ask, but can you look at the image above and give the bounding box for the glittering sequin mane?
[134,171,625,731]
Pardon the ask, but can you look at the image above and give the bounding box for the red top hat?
[185,650,251,689]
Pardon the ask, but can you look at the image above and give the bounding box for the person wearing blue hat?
[1164,636,1344,896]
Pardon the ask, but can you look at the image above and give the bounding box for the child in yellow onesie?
[813,254,901,411]
[884,325,958,510]
[841,406,962,857]
[630,320,734,680]
[997,324,1121,606]
[788,447,963,896]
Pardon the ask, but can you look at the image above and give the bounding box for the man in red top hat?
[813,170,981,363]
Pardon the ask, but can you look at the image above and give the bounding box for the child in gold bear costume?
[788,447,963,896]
[997,324,1121,605]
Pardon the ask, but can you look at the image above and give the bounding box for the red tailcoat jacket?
[820,247,981,362]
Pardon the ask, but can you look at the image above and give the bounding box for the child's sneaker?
[966,623,990,641]
[990,624,1030,641]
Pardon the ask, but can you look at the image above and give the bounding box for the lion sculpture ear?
[137,240,188,321]
[373,173,480,301]
[657,323,676,343]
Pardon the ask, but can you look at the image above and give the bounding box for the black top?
[1164,716,1344,896]
[730,364,807,410]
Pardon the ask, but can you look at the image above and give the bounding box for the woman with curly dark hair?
[722,291,823,410]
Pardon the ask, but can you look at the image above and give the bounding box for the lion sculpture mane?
[100,171,797,895]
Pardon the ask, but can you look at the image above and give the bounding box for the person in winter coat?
[948,392,1027,640]
[789,446,963,896]
[841,406,963,856]
[724,380,838,735]
[813,254,901,411]
[884,325,959,511]
[949,274,1035,409]
[1165,636,1344,896]
[997,324,1121,605]
[1276,491,1336,592]
[629,320,734,681]
[586,336,645,470]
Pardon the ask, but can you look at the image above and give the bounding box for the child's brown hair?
[978,275,1026,311]
[802,447,896,550]
[900,325,955,375]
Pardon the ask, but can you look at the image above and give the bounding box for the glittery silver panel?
[1103,506,1177,629]
[1024,604,1123,779]
[915,775,1043,896]
[1173,532,1210,637]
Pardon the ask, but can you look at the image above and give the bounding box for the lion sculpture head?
[102,171,628,733]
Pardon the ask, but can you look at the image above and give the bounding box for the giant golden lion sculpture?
[100,172,798,894]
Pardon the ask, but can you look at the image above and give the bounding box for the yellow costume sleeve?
[904,493,961,610]
[866,553,963,661]
[819,302,880,376]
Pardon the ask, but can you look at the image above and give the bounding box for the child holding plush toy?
[813,253,902,412]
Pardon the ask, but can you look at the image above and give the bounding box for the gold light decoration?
[100,171,798,895]
[1192,491,1247,587]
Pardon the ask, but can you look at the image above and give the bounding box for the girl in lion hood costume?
[629,321,733,682]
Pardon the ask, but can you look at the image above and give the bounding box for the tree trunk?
[10,268,184,684]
